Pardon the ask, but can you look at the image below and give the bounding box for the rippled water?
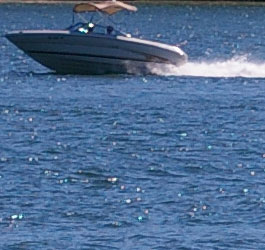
[1,3,265,249]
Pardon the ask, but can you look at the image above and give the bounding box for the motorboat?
[6,1,188,75]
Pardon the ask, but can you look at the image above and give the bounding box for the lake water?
[1,3,265,249]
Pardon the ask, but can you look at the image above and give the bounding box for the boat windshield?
[67,22,130,37]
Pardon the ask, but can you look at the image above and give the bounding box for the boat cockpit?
[67,22,130,37]
[66,1,137,37]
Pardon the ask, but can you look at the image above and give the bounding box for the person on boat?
[107,25,114,35]
[88,23,95,32]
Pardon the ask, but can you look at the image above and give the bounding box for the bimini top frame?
[73,1,137,15]
[69,1,137,36]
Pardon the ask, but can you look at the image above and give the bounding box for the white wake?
[150,57,265,78]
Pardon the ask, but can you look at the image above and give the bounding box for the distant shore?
[1,0,265,4]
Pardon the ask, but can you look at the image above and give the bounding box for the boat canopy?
[73,1,137,15]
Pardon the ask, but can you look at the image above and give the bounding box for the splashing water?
[150,57,265,78]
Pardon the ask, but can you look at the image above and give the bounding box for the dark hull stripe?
[28,50,171,64]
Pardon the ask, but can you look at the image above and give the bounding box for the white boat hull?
[6,30,188,75]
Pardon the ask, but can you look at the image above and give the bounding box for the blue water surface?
[1,3,265,249]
